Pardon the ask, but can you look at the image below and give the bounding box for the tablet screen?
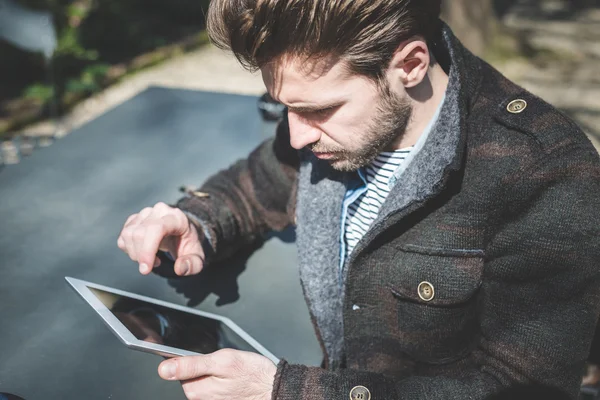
[88,287,258,354]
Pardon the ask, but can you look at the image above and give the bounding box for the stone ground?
[2,0,599,162]
[498,0,600,151]
[15,46,267,142]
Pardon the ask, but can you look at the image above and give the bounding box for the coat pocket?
[386,245,484,364]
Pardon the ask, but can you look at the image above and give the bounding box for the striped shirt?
[343,148,414,258]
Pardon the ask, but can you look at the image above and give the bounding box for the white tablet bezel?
[66,277,279,364]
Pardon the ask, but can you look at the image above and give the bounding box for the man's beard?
[310,87,413,172]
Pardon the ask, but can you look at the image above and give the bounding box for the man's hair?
[207,0,442,79]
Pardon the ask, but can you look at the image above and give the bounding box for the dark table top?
[0,87,322,399]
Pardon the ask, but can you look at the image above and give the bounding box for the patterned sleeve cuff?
[271,359,289,400]
[180,210,214,248]
[271,361,334,400]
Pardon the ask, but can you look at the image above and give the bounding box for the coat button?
[507,99,527,114]
[350,385,371,400]
[418,281,435,302]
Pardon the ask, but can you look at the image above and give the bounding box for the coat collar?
[294,22,484,366]
[343,22,483,265]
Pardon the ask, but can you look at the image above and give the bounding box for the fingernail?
[180,260,190,275]
[160,362,177,379]
[139,263,150,274]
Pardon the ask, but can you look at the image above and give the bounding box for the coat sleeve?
[174,116,299,263]
[272,145,600,400]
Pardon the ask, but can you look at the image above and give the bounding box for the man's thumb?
[174,253,204,276]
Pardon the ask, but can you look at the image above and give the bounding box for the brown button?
[418,281,435,302]
[350,385,371,400]
[192,191,210,198]
[507,99,527,114]
[179,186,210,198]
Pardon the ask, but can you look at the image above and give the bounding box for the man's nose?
[287,112,321,150]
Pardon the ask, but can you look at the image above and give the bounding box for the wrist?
[180,210,215,263]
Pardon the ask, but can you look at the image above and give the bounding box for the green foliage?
[23,83,54,102]
[56,26,99,61]
[66,63,110,95]
[1,0,211,134]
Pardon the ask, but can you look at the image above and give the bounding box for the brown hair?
[207,0,442,79]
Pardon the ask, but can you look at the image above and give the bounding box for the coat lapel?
[295,154,348,366]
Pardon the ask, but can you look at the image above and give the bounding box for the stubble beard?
[326,88,413,172]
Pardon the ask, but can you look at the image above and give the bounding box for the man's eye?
[291,105,340,119]
[312,106,337,117]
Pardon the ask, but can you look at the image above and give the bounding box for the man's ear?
[387,39,431,89]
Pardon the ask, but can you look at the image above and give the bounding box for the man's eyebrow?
[286,102,342,113]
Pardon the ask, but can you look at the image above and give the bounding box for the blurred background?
[0,0,598,162]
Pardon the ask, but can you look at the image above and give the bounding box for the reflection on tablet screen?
[88,287,258,354]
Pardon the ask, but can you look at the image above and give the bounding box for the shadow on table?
[159,226,296,307]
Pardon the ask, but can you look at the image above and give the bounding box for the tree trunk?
[441,0,498,57]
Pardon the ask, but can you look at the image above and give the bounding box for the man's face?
[262,56,412,171]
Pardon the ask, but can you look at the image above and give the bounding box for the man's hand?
[158,349,277,400]
[117,202,205,276]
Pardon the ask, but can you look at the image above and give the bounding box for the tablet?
[66,277,279,364]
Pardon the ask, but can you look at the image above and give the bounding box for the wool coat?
[175,23,600,399]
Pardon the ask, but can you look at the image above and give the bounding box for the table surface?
[0,87,322,400]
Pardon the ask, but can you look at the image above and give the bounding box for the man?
[117,0,600,399]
